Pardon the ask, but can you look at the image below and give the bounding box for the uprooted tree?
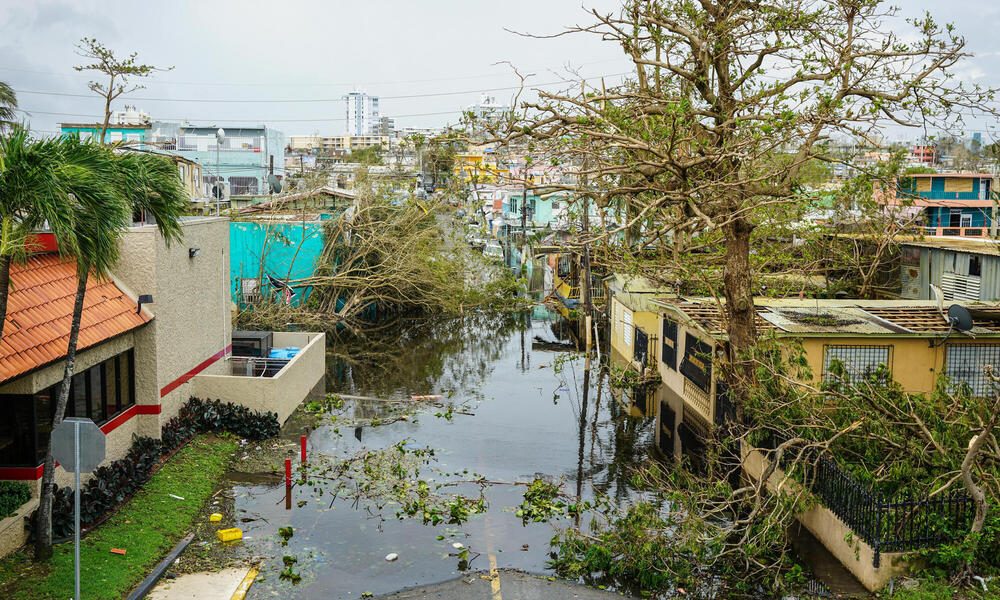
[496,0,999,593]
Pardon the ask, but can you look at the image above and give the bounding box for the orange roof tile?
[0,253,151,383]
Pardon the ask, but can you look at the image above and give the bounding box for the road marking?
[230,566,259,600]
[488,552,501,600]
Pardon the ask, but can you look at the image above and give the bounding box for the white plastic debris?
[385,553,399,562]
[168,494,185,500]
[451,542,464,549]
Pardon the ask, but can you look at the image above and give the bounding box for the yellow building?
[608,296,1000,590]
[646,298,1000,455]
[454,152,508,184]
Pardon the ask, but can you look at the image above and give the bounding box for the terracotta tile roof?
[0,253,151,383]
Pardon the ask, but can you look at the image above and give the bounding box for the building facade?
[344,91,379,136]
[150,122,286,196]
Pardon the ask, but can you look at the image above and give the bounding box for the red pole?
[284,458,292,486]
[300,435,307,462]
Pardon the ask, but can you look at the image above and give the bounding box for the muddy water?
[235,309,656,599]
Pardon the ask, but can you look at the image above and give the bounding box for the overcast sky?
[1,0,997,141]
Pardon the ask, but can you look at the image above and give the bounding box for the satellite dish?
[212,182,225,199]
[948,304,974,332]
[268,174,282,194]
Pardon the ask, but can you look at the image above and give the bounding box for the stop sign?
[51,418,106,473]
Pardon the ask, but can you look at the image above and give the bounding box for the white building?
[466,95,511,122]
[344,90,380,136]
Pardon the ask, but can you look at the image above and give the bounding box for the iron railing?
[755,433,974,567]
[228,356,291,378]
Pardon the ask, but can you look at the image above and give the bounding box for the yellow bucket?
[217,528,243,542]
[209,513,223,522]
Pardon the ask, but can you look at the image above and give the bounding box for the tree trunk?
[0,253,12,346]
[722,216,757,410]
[961,412,998,535]
[35,267,89,560]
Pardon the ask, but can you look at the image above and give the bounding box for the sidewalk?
[147,567,251,600]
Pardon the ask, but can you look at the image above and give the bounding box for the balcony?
[924,226,990,238]
[193,331,326,423]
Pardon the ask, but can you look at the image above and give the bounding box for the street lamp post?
[215,128,226,215]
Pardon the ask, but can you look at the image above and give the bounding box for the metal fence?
[228,356,291,377]
[756,433,974,567]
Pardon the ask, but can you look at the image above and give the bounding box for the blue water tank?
[268,347,300,359]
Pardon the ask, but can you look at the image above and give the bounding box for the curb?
[125,533,195,600]
[231,566,260,600]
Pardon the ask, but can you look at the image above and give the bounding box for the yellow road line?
[230,566,259,600]
[488,552,501,600]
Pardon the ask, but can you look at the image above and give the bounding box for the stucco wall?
[193,331,325,423]
[115,217,232,430]
[743,446,912,591]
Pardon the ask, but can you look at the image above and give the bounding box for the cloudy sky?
[1,0,997,141]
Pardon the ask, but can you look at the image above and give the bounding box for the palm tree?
[35,144,188,559]
[0,126,84,346]
[0,82,16,131]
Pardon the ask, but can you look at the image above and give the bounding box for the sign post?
[51,417,106,600]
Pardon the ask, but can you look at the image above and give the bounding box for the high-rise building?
[344,90,379,136]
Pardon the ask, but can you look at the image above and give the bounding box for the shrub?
[33,397,280,539]
[0,481,32,518]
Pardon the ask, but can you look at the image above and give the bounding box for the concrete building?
[60,106,152,146]
[288,134,388,153]
[150,122,286,197]
[898,173,996,237]
[609,296,1000,590]
[0,218,325,557]
[344,90,379,136]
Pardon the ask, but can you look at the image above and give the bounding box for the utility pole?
[520,154,531,269]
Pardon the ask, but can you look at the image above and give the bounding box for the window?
[108,131,123,143]
[916,178,931,193]
[622,307,633,347]
[662,318,678,370]
[970,255,982,277]
[228,176,258,195]
[125,133,140,143]
[0,349,136,467]
[945,345,1000,397]
[178,164,186,181]
[823,345,892,384]
[944,177,974,193]
[680,334,713,392]
[901,246,921,266]
[961,212,973,228]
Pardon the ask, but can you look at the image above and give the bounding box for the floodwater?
[238,308,657,600]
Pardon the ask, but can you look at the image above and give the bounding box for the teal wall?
[230,221,325,307]
[61,125,149,145]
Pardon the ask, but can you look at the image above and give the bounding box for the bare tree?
[503,0,998,410]
[74,38,172,144]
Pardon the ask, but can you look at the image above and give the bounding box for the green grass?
[0,435,237,600]
[881,580,1000,600]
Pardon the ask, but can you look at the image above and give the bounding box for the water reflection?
[240,308,656,600]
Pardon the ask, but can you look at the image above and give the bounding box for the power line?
[11,73,630,104]
[17,108,466,123]
[0,58,630,88]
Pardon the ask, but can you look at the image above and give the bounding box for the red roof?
[0,253,151,383]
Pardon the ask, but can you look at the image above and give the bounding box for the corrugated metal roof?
[0,253,151,383]
[651,297,1000,337]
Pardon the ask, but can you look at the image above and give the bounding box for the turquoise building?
[899,173,995,235]
[230,220,326,308]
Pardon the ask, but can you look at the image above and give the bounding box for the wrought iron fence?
[755,432,974,567]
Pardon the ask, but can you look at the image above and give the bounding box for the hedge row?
[33,397,279,539]
[0,481,32,519]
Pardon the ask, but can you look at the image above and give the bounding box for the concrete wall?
[743,446,913,591]
[193,331,325,423]
[115,217,232,431]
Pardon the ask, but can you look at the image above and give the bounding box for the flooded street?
[236,309,656,599]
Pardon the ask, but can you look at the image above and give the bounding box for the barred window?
[823,345,892,384]
[945,345,1000,398]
